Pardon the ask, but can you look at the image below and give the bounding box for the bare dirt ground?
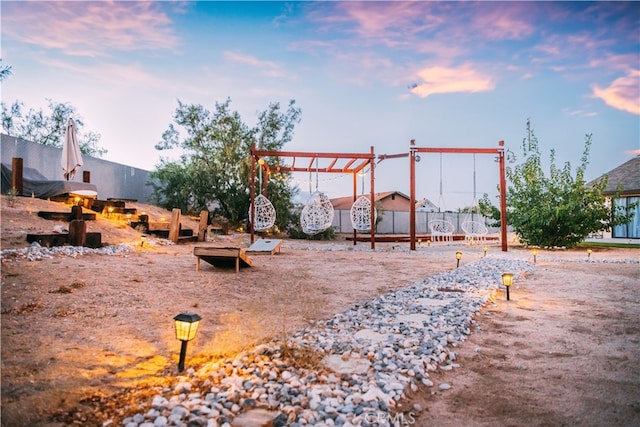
[1,195,639,427]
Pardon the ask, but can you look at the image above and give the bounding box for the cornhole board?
[246,238,283,255]
[194,246,253,273]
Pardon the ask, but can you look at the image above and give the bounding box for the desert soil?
[1,195,639,427]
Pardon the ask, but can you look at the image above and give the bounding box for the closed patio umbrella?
[62,117,82,180]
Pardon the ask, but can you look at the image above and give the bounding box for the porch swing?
[460,154,488,243]
[350,169,376,231]
[300,160,334,235]
[249,159,276,232]
[429,153,455,242]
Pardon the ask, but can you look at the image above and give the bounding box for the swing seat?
[350,195,375,231]
[461,220,488,242]
[429,219,455,242]
[250,194,276,231]
[301,191,334,235]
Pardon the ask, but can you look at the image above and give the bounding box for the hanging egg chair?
[350,195,375,231]
[250,158,277,232]
[301,191,334,235]
[250,194,276,231]
[300,160,334,235]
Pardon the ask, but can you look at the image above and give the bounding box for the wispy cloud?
[410,64,495,98]
[2,1,181,57]
[592,70,640,115]
[223,51,288,78]
[563,107,597,117]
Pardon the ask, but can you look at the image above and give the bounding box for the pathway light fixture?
[501,273,514,301]
[174,312,202,372]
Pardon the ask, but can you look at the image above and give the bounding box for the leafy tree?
[478,194,501,228]
[505,122,634,248]
[151,98,301,229]
[1,99,107,157]
[0,59,12,82]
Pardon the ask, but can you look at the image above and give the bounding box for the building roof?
[330,191,410,209]
[416,198,440,212]
[589,156,640,196]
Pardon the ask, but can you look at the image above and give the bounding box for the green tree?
[1,99,107,157]
[505,121,634,248]
[0,59,12,82]
[151,98,301,229]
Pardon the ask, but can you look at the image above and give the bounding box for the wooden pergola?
[250,145,377,248]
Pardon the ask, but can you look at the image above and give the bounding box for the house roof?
[589,156,640,195]
[330,191,410,209]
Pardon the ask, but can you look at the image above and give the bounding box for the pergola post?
[498,141,508,252]
[409,140,416,251]
[369,145,375,249]
[250,145,256,244]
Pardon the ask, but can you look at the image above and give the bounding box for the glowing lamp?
[140,234,147,247]
[531,248,538,264]
[107,206,114,217]
[258,158,265,166]
[455,251,463,268]
[74,196,81,206]
[501,273,514,301]
[483,245,488,258]
[427,239,431,247]
[587,249,592,258]
[173,312,201,372]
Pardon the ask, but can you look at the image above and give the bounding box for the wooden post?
[71,205,83,220]
[409,141,416,251]
[352,170,357,245]
[69,219,86,247]
[250,146,256,244]
[83,171,91,183]
[168,208,181,243]
[11,157,23,195]
[198,210,208,242]
[498,141,508,252]
[370,145,375,250]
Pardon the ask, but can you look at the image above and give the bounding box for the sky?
[2,1,639,209]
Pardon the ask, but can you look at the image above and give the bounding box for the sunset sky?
[2,1,639,208]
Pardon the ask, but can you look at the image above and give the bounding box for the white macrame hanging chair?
[461,154,488,242]
[250,161,276,232]
[428,153,455,242]
[300,162,334,235]
[251,194,276,231]
[350,170,376,231]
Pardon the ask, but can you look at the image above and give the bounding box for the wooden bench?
[194,246,253,273]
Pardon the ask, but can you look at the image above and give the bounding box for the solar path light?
[173,312,202,372]
[501,273,514,301]
[455,251,463,268]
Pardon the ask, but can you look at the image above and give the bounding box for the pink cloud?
[468,4,536,40]
[411,64,495,98]
[2,1,181,56]
[592,70,640,115]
